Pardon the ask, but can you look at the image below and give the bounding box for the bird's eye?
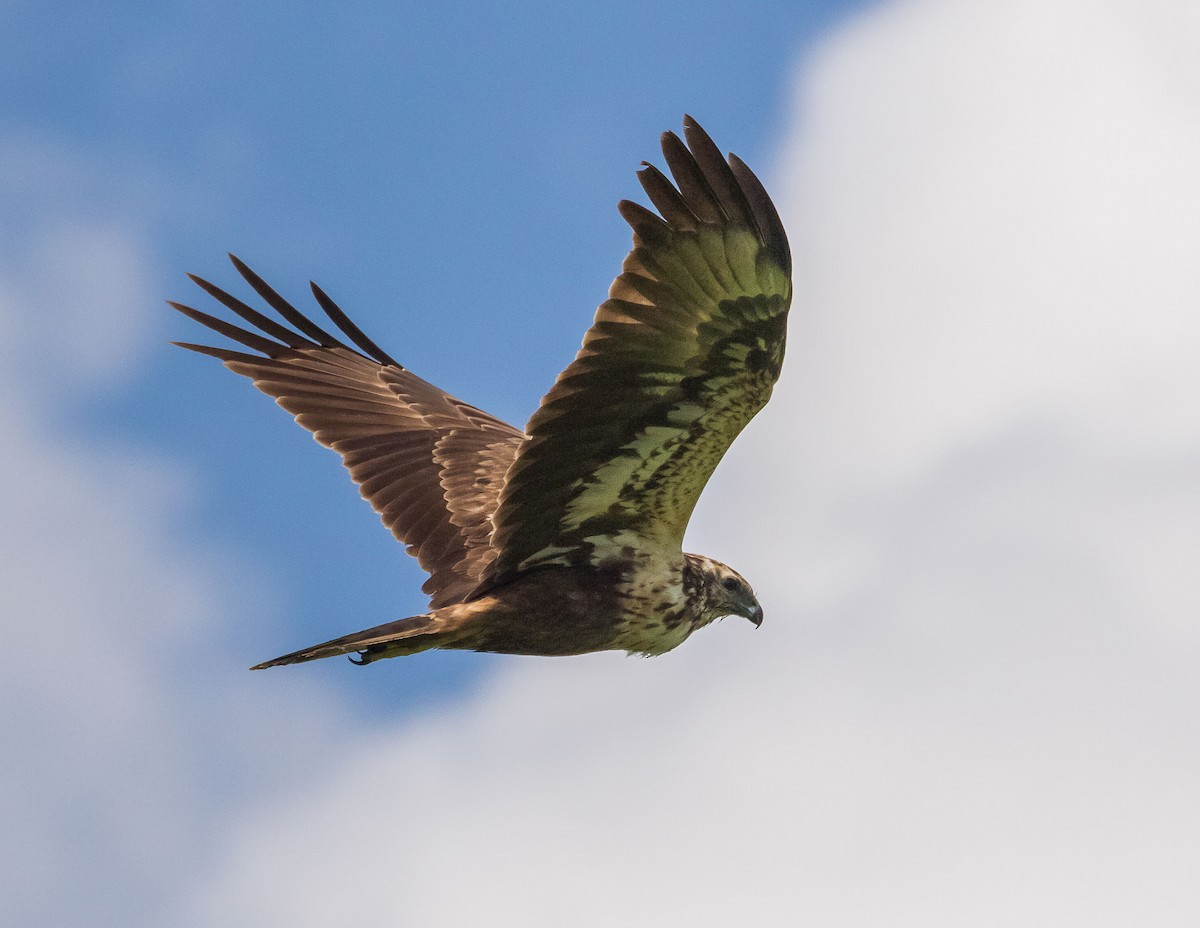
[722,577,741,593]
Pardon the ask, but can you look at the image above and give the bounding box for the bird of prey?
[173,116,792,669]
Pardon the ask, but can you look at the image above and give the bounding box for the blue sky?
[6,1,1200,925]
[3,0,873,713]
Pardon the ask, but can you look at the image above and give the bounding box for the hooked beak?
[745,602,764,628]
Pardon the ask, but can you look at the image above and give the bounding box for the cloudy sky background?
[4,0,1199,924]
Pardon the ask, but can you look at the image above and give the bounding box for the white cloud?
[177,0,1200,925]
[775,0,1200,497]
[0,142,355,927]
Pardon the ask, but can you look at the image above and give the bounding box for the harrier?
[173,117,792,669]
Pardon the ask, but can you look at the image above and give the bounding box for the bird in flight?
[173,116,792,669]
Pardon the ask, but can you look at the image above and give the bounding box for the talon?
[349,651,369,665]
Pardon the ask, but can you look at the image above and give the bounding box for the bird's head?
[684,553,763,628]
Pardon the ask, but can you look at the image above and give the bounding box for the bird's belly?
[459,556,693,657]
[612,613,694,656]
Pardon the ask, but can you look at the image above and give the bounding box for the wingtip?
[681,116,720,154]
[226,253,254,282]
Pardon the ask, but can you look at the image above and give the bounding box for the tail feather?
[251,614,439,669]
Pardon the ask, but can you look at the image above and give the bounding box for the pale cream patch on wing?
[560,424,686,531]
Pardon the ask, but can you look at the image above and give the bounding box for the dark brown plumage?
[173,117,792,669]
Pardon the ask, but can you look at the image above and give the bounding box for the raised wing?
[486,117,792,582]
[172,256,523,607]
